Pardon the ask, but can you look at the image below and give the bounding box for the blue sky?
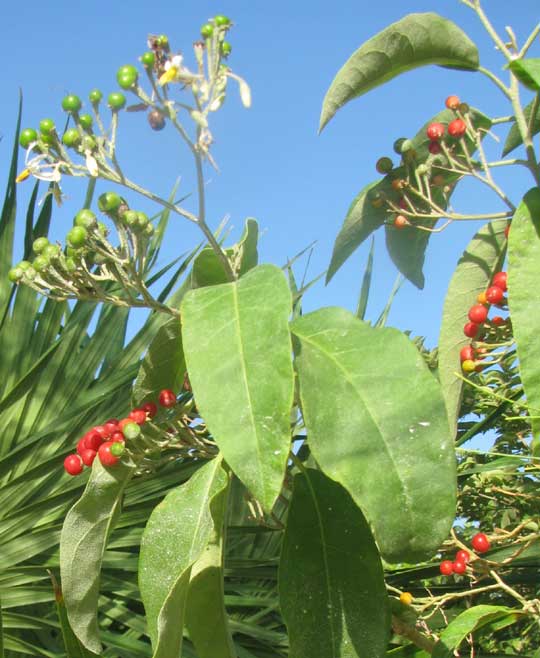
[1,1,539,346]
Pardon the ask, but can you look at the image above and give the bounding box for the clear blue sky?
[1,1,539,346]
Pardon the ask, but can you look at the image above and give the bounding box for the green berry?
[43,244,61,260]
[74,209,97,229]
[221,41,232,57]
[98,192,122,213]
[140,51,155,67]
[214,14,231,27]
[78,114,93,130]
[19,128,38,149]
[65,257,77,272]
[18,260,31,271]
[417,163,428,176]
[81,136,96,151]
[39,118,56,135]
[122,421,141,440]
[393,137,407,154]
[33,237,49,254]
[201,23,214,38]
[108,92,126,111]
[110,441,125,457]
[62,94,82,113]
[62,129,81,148]
[67,226,88,248]
[33,255,50,272]
[40,133,55,146]
[144,222,155,237]
[122,210,138,227]
[136,211,149,230]
[157,35,169,47]
[89,89,103,104]
[117,65,138,89]
[8,267,24,283]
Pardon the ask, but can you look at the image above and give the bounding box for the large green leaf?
[502,98,540,156]
[438,219,507,435]
[52,577,100,658]
[138,457,227,658]
[191,218,259,288]
[509,58,540,91]
[432,605,521,658]
[320,13,478,131]
[185,473,235,658]
[508,187,540,442]
[291,307,455,562]
[181,264,294,512]
[60,460,135,654]
[279,468,389,658]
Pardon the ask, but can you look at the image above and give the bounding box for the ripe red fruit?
[452,559,467,574]
[468,304,488,324]
[492,315,505,326]
[83,428,103,451]
[456,549,470,563]
[471,532,490,553]
[80,448,97,467]
[439,560,454,575]
[428,141,442,155]
[129,408,147,425]
[159,389,177,407]
[463,322,480,338]
[104,419,119,435]
[445,95,460,110]
[460,345,475,362]
[486,286,504,304]
[98,441,120,467]
[76,437,87,456]
[448,118,467,138]
[426,123,445,140]
[111,431,125,443]
[492,271,507,292]
[142,401,158,418]
[94,424,110,439]
[64,454,83,476]
[394,215,409,229]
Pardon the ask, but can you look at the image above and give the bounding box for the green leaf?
[138,458,227,658]
[132,316,185,407]
[60,460,135,654]
[356,237,375,319]
[291,307,455,562]
[181,264,294,512]
[185,473,235,658]
[320,13,478,131]
[502,98,540,156]
[279,468,389,658]
[508,187,540,440]
[432,605,521,658]
[438,219,507,435]
[509,58,540,91]
[191,218,259,287]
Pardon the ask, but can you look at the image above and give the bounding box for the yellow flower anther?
[15,169,31,183]
[158,67,178,86]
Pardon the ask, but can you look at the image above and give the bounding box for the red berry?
[98,441,120,467]
[468,304,488,324]
[463,322,480,338]
[485,286,504,304]
[104,419,119,435]
[471,532,490,553]
[83,428,103,451]
[492,271,507,292]
[76,437,87,456]
[445,95,460,110]
[80,448,97,467]
[428,141,442,155]
[452,560,467,574]
[460,345,475,362]
[111,431,125,443]
[159,389,177,407]
[64,454,83,476]
[448,118,467,138]
[129,408,147,425]
[456,549,470,563]
[439,560,454,575]
[142,401,158,418]
[394,214,409,229]
[492,315,505,326]
[426,123,445,140]
[94,424,110,439]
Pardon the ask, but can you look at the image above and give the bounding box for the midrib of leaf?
[295,329,413,517]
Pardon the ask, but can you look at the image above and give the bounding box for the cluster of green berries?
[371,95,474,229]
[461,269,509,373]
[439,532,491,576]
[200,14,233,57]
[63,389,177,475]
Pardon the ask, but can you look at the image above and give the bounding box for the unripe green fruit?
[67,226,88,248]
[144,223,155,237]
[122,210,138,227]
[40,133,55,146]
[39,118,56,135]
[141,51,155,67]
[19,128,38,149]
[89,89,103,104]
[214,14,231,27]
[81,136,96,151]
[221,41,232,57]
[122,422,141,440]
[117,65,138,89]
[62,94,82,113]
[33,255,50,272]
[65,257,77,272]
[136,211,149,229]
[18,261,31,271]
[8,267,24,283]
[98,192,122,213]
[376,157,393,174]
[62,129,81,148]
[108,92,126,111]
[110,441,125,456]
[393,137,407,154]
[79,114,93,130]
[417,164,428,176]
[157,35,169,47]
[75,209,97,229]
[43,244,61,260]
[201,23,214,38]
[33,237,50,254]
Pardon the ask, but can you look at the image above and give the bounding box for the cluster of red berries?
[439,532,490,576]
[461,270,508,373]
[63,389,177,476]
[425,95,468,155]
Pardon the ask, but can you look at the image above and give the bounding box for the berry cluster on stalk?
[439,532,491,577]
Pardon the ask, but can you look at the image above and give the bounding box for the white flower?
[159,54,200,86]
[21,146,62,183]
[85,152,99,177]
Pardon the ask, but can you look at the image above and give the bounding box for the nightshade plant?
[9,4,540,657]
